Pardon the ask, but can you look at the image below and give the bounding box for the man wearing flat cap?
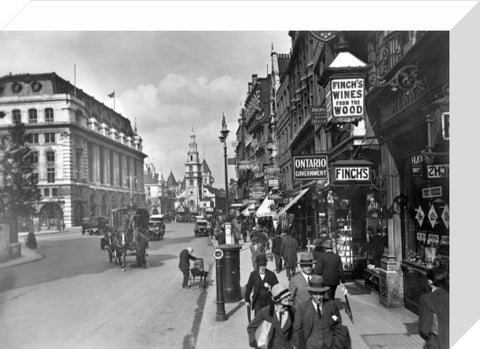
[293,275,350,349]
[313,239,345,301]
[245,254,279,317]
[247,283,295,348]
[289,253,316,309]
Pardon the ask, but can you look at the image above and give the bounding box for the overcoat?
[418,287,449,349]
[178,249,196,272]
[293,299,343,349]
[245,269,279,309]
[288,272,312,308]
[247,303,295,349]
[281,236,299,268]
[313,251,345,286]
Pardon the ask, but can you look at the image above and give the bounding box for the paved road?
[0,223,214,349]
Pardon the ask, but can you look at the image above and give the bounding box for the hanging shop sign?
[333,166,370,182]
[422,186,443,198]
[227,157,237,165]
[410,154,424,177]
[293,155,328,181]
[268,179,279,188]
[325,78,365,123]
[427,164,449,179]
[311,106,328,125]
[238,160,253,170]
[442,112,450,140]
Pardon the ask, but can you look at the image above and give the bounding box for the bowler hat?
[313,239,323,248]
[297,253,315,266]
[307,275,330,293]
[256,254,268,266]
[271,284,291,303]
[321,239,333,249]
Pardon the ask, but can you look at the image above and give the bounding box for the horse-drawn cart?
[105,207,150,271]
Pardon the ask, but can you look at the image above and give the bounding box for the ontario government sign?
[293,155,328,181]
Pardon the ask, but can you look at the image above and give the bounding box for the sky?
[0,30,291,185]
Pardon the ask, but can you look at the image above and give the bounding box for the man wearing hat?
[247,283,295,348]
[293,275,348,349]
[288,253,316,309]
[281,229,299,280]
[178,247,199,289]
[313,239,345,301]
[245,254,279,316]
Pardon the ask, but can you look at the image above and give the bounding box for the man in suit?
[289,253,316,309]
[313,239,345,301]
[245,254,279,316]
[178,247,199,289]
[247,283,295,349]
[293,275,348,349]
[281,229,299,280]
[418,268,449,349]
[272,232,284,273]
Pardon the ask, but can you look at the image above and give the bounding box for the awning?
[274,188,309,218]
[255,197,276,218]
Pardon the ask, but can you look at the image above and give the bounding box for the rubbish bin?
[219,244,242,302]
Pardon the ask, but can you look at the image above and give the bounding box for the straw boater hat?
[307,275,330,293]
[271,284,291,303]
[321,239,333,249]
[256,254,268,266]
[297,253,315,266]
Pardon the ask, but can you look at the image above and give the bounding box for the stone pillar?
[378,141,404,307]
[0,222,10,262]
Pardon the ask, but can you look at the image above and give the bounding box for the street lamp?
[219,113,230,222]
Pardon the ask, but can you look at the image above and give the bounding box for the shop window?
[12,109,21,123]
[45,108,54,123]
[47,167,55,183]
[28,109,38,123]
[45,132,55,143]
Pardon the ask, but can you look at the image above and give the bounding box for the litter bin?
[219,244,242,302]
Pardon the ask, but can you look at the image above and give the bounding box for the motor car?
[194,218,210,237]
[82,216,108,235]
[148,214,166,240]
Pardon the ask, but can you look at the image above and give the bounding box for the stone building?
[0,72,147,229]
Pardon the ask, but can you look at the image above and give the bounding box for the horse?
[117,208,150,271]
[250,240,267,270]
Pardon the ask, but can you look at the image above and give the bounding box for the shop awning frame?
[255,196,276,218]
[274,188,309,218]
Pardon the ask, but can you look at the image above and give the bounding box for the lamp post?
[219,113,230,222]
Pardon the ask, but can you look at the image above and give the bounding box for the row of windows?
[30,150,55,163]
[12,108,54,124]
[30,168,56,184]
[26,132,56,144]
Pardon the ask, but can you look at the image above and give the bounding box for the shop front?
[364,31,449,310]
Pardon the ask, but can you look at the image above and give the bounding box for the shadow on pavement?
[226,301,245,319]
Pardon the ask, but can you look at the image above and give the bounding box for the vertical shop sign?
[411,154,424,177]
[293,155,328,180]
[428,205,438,227]
[326,78,365,123]
[311,106,327,125]
[415,206,425,227]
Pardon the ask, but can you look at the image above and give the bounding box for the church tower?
[184,130,202,213]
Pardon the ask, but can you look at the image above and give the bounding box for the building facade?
[0,73,147,229]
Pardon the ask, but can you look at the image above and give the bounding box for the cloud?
[119,73,243,181]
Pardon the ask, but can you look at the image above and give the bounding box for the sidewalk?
[1,227,81,271]
[197,239,424,349]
